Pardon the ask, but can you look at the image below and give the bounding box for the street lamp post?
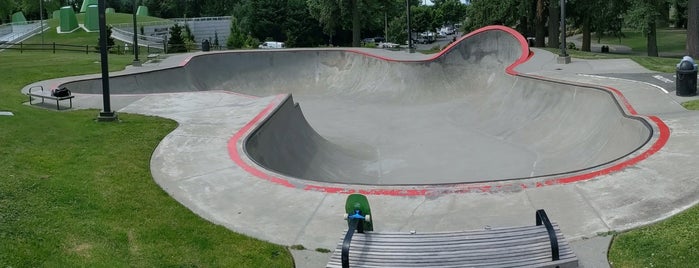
[406,0,413,53]
[39,0,44,45]
[97,0,117,122]
[132,0,141,66]
[558,0,571,64]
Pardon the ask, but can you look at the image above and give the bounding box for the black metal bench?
[328,209,578,268]
[27,86,74,110]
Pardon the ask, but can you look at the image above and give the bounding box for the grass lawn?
[608,196,699,267]
[541,48,679,73]
[596,28,687,56]
[0,14,293,268]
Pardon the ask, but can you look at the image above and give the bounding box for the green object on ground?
[79,0,97,13]
[59,6,79,33]
[105,8,115,14]
[11,12,27,24]
[345,194,373,231]
[84,5,99,31]
[136,6,149,16]
[52,10,60,19]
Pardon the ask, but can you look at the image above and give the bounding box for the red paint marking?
[224,25,671,196]
[227,95,295,188]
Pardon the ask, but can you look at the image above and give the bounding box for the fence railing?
[0,42,165,55]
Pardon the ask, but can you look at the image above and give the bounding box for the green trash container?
[676,56,698,96]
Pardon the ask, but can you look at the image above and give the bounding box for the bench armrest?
[535,209,560,261]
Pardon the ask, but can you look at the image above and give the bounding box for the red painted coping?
[222,25,670,196]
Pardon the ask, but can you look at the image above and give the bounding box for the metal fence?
[0,42,165,55]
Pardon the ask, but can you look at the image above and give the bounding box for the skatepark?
[23,25,699,266]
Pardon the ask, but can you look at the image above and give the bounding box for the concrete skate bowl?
[62,26,663,192]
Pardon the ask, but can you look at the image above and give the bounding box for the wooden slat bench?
[328,195,578,268]
[27,86,74,110]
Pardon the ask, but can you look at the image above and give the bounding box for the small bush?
[362,42,377,48]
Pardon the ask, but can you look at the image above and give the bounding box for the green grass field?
[597,29,687,57]
[0,14,293,267]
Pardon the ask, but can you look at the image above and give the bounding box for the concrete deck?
[22,26,699,267]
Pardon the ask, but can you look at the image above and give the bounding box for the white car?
[378,42,399,48]
[259,41,285,49]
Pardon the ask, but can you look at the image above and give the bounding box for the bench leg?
[56,99,60,110]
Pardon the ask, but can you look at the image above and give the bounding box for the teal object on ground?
[106,8,115,14]
[52,10,60,19]
[79,0,97,13]
[11,12,27,24]
[59,6,79,33]
[136,6,149,16]
[84,5,99,31]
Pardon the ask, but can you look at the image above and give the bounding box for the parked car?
[378,42,399,48]
[259,41,285,49]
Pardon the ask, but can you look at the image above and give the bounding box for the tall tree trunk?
[351,0,360,47]
[548,0,560,48]
[688,0,699,58]
[582,19,591,52]
[534,0,546,47]
[647,20,658,57]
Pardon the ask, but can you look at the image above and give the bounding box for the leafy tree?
[307,0,395,47]
[387,13,407,44]
[183,23,195,42]
[411,5,437,33]
[625,0,667,56]
[465,0,520,31]
[672,0,688,28]
[234,0,285,42]
[0,0,16,23]
[548,0,560,48]
[226,16,245,49]
[435,0,468,26]
[167,23,187,53]
[569,0,630,52]
[96,26,116,52]
[283,0,324,47]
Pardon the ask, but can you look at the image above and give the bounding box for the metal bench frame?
[27,86,74,110]
[331,209,577,268]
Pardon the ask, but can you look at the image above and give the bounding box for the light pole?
[132,0,141,66]
[406,0,413,53]
[558,0,571,64]
[39,0,44,45]
[97,0,117,122]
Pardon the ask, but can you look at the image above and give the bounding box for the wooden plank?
[327,223,578,268]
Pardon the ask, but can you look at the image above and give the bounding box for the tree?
[672,0,688,28]
[283,0,324,47]
[307,0,390,47]
[625,0,667,56]
[0,0,15,23]
[411,5,436,33]
[167,23,187,53]
[465,0,520,32]
[568,0,629,52]
[234,0,285,42]
[688,0,699,58]
[435,0,468,26]
[96,26,116,52]
[226,17,245,49]
[548,0,560,48]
